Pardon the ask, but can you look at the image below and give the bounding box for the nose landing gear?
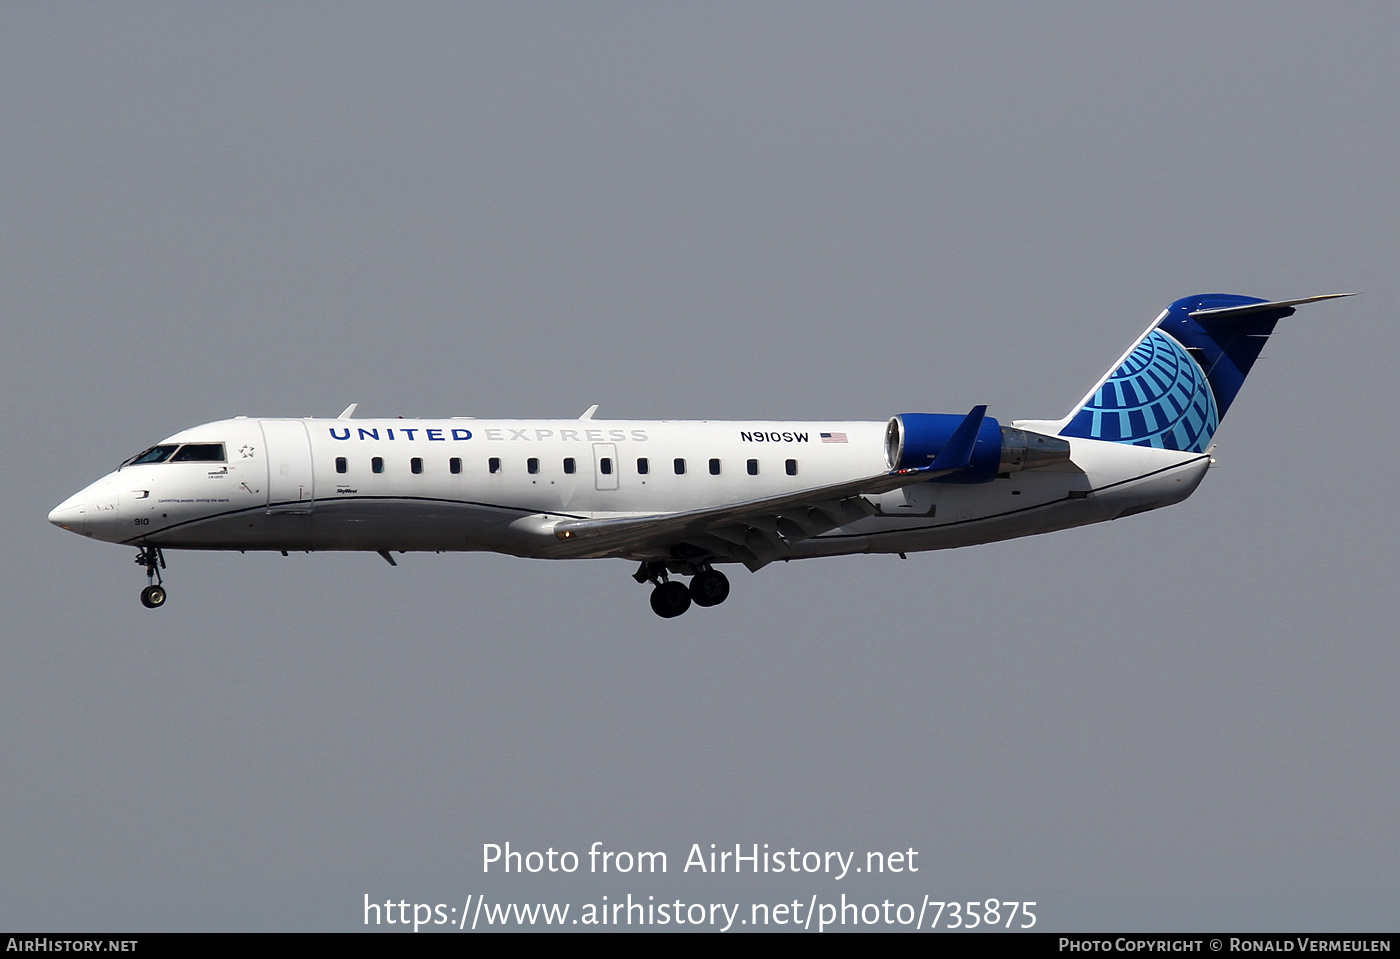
[135,547,167,609]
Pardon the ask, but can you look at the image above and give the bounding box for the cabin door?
[260,420,315,513]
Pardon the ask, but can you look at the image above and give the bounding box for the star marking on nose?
[239,445,256,458]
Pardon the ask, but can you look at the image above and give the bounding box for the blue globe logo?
[1066,329,1218,452]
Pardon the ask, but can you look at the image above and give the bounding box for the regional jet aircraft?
[50,294,1347,617]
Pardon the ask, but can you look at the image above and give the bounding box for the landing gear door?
[261,420,315,514]
[593,443,619,492]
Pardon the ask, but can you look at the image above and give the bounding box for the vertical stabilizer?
[1056,293,1348,452]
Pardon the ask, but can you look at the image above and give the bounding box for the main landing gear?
[136,546,167,609]
[636,563,731,619]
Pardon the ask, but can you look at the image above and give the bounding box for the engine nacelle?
[885,414,1070,483]
[884,412,1003,482]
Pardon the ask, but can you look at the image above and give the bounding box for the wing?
[552,406,988,570]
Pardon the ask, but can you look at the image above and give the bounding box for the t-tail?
[1052,293,1352,452]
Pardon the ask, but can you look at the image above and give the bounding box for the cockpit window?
[169,443,226,462]
[125,445,179,466]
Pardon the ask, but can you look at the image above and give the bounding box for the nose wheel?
[135,547,167,609]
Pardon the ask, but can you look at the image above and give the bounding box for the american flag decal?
[820,432,848,444]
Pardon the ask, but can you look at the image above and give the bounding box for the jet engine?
[884,413,1071,483]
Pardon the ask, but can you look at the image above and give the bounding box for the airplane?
[49,293,1348,617]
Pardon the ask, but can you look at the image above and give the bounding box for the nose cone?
[49,490,96,536]
[49,474,121,540]
[49,493,83,527]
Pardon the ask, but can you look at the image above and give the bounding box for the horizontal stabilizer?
[1189,293,1354,323]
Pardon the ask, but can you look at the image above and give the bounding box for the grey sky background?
[3,3,1397,931]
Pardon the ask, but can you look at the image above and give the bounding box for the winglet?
[923,405,987,473]
[579,404,599,420]
[337,403,358,419]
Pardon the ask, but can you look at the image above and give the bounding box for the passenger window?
[372,457,384,474]
[411,457,423,474]
[335,457,347,474]
[489,457,501,474]
[674,458,686,475]
[786,459,798,476]
[563,458,576,474]
[170,443,226,463]
[527,458,540,475]
[450,457,462,474]
[709,458,721,475]
[747,459,759,476]
[637,457,649,475]
[600,458,613,475]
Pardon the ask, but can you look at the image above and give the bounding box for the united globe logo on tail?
[1062,328,1219,453]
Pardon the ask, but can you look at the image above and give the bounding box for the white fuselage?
[49,415,1211,563]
